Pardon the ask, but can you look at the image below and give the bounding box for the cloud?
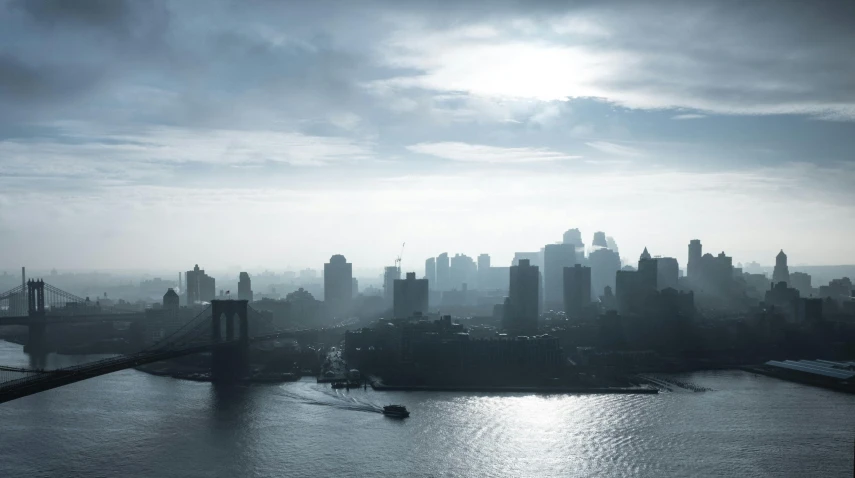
[376,2,855,120]
[407,142,580,163]
[0,125,376,194]
[585,141,643,157]
[0,53,102,104]
[672,114,706,120]
[9,0,133,29]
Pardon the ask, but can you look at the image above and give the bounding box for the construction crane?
[395,242,405,272]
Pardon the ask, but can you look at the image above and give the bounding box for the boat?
[382,404,410,418]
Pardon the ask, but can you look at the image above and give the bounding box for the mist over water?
[0,341,852,477]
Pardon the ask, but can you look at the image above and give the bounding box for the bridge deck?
[0,330,305,405]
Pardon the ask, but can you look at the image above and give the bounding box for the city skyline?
[1,2,854,476]
[0,235,849,275]
[2,1,854,269]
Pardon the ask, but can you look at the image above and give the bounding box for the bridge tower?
[210,300,249,382]
[24,279,47,354]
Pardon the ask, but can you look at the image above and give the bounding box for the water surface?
[0,341,852,477]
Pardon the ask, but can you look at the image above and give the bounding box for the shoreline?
[134,366,301,384]
[370,383,658,394]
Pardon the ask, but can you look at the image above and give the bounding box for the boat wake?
[278,383,383,414]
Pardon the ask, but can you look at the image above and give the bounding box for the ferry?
[382,404,410,418]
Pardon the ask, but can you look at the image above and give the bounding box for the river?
[0,340,853,477]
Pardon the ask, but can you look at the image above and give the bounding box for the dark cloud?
[0,54,101,102]
[8,0,131,29]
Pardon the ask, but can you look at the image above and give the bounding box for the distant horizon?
[4,261,854,279]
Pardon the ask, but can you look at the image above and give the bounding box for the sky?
[1,0,854,273]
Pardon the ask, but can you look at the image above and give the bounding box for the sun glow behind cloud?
[1,1,854,270]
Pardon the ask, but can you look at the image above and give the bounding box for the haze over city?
[2,0,854,271]
[4,2,855,478]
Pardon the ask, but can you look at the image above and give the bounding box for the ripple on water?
[0,341,854,477]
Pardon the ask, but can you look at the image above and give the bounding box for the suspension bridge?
[0,280,321,405]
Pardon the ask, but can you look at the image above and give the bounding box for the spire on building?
[640,247,651,261]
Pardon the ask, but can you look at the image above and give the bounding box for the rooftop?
[765,359,855,381]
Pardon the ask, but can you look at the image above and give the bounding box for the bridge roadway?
[0,329,308,405]
[0,312,147,326]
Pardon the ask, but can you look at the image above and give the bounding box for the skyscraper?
[592,231,608,249]
[186,264,215,304]
[436,253,450,291]
[656,257,679,291]
[383,266,401,305]
[688,239,702,281]
[238,272,253,302]
[637,248,658,293]
[563,228,583,247]
[425,257,436,288]
[324,254,352,316]
[543,243,576,310]
[773,250,790,285]
[589,248,621,299]
[503,259,539,335]
[606,236,619,253]
[477,253,491,290]
[393,272,429,318]
[563,264,591,319]
[616,257,658,317]
[449,253,476,290]
[789,271,812,296]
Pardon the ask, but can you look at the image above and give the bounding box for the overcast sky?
[1,0,854,272]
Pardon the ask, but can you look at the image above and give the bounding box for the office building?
[589,247,621,299]
[615,270,639,315]
[592,231,608,249]
[449,253,477,291]
[637,248,658,293]
[563,228,583,247]
[656,257,679,291]
[163,288,179,311]
[477,253,490,290]
[543,243,576,310]
[238,272,253,302]
[186,264,215,304]
[563,264,591,319]
[503,259,539,335]
[606,236,619,253]
[614,249,659,316]
[708,252,734,295]
[425,257,436,288]
[393,272,429,319]
[789,272,812,296]
[383,266,401,305]
[688,239,702,281]
[436,253,450,291]
[773,250,790,285]
[324,255,352,316]
[765,281,800,320]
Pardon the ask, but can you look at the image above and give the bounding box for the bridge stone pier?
[210,300,249,382]
[24,280,48,354]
